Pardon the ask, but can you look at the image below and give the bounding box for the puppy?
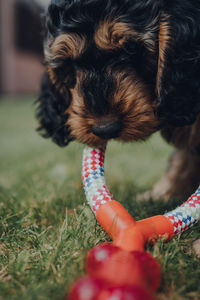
[37,0,200,207]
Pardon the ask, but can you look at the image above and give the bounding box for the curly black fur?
[36,0,200,146]
[36,73,74,146]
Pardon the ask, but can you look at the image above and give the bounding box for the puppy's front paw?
[150,176,176,202]
[193,239,200,257]
[136,191,152,202]
[136,177,175,202]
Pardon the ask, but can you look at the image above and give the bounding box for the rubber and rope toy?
[68,145,200,300]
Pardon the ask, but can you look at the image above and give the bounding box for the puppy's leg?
[151,117,200,201]
[152,123,200,256]
[151,149,200,201]
[193,239,200,257]
[154,151,200,257]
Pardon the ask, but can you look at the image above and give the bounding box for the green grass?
[0,96,200,300]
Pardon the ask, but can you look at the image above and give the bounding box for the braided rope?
[164,188,200,234]
[82,145,200,234]
[82,146,113,214]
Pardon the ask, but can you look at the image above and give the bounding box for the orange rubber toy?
[68,145,200,300]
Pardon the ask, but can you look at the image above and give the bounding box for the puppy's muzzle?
[92,120,122,139]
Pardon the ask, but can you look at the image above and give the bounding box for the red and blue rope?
[82,145,200,234]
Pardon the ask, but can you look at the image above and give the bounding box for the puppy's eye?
[124,41,137,55]
[74,60,88,70]
[55,62,76,87]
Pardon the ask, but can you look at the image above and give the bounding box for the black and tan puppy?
[37,0,200,209]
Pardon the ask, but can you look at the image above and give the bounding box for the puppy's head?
[38,0,163,147]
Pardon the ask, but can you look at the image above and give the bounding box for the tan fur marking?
[112,70,159,141]
[95,19,157,53]
[47,66,57,85]
[156,17,171,96]
[95,20,135,50]
[48,33,87,62]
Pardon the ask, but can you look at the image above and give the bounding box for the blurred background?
[0,0,49,95]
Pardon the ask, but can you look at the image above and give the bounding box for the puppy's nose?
[92,121,122,139]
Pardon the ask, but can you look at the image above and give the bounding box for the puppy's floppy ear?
[36,73,74,147]
[156,13,200,126]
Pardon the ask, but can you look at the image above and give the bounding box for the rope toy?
[68,145,200,300]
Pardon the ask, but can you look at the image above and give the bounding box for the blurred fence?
[0,0,49,95]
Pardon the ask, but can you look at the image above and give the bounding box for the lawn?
[0,96,200,300]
